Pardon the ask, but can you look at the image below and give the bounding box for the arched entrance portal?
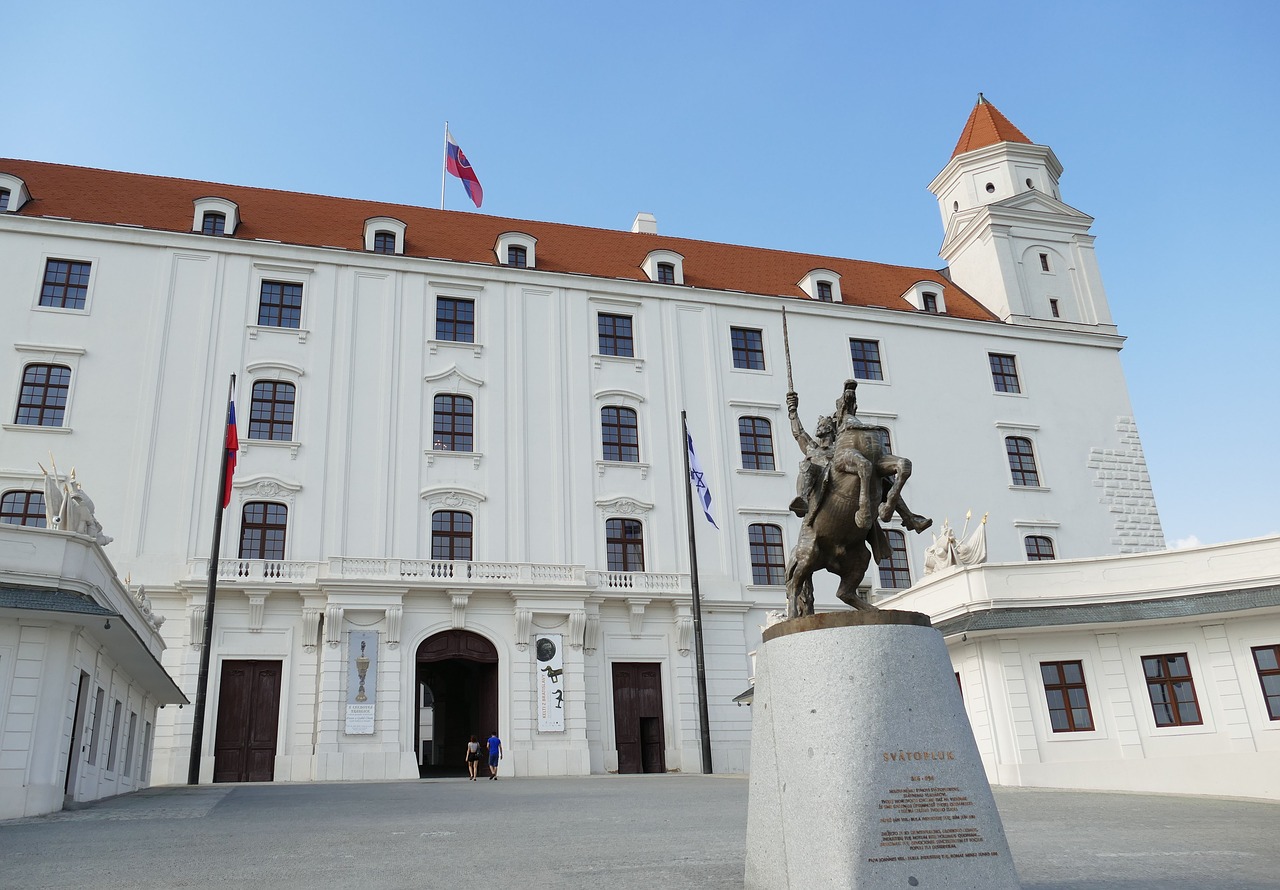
[415,630,498,778]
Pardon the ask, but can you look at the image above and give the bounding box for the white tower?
[928,95,1114,329]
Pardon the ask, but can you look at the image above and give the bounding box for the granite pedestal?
[745,611,1020,888]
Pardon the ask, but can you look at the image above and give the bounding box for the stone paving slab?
[0,776,1276,889]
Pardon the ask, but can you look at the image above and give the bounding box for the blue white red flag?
[445,129,484,208]
[686,430,719,529]
[222,395,238,509]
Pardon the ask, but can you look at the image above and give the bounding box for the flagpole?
[681,410,714,775]
[441,122,449,210]
[188,373,236,785]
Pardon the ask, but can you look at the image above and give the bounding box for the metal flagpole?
[188,374,236,785]
[441,122,449,210]
[680,410,714,775]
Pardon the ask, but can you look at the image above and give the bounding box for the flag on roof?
[686,430,719,529]
[445,128,483,208]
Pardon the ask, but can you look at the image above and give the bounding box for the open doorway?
[415,630,497,778]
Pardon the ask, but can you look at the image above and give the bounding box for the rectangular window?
[40,259,92,310]
[0,189,10,212]
[87,687,105,765]
[436,297,475,343]
[239,502,288,561]
[257,281,303,329]
[16,364,72,427]
[748,523,785,585]
[606,518,645,572]
[730,327,765,370]
[248,381,296,441]
[922,293,939,313]
[1039,253,1050,272]
[816,281,833,302]
[601,406,640,462]
[1005,436,1040,487]
[105,699,123,771]
[1040,661,1094,732]
[877,530,911,589]
[738,417,775,470]
[431,510,473,561]
[656,262,675,284]
[123,711,138,777]
[849,339,884,381]
[507,245,527,268]
[1142,653,1202,727]
[989,353,1021,393]
[1049,298,1060,318]
[432,394,474,452]
[1252,645,1280,720]
[598,314,634,357]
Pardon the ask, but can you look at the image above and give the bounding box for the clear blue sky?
[6,1,1277,547]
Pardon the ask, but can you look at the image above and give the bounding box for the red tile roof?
[951,95,1032,159]
[0,158,1001,323]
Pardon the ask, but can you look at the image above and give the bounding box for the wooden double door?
[612,662,666,774]
[213,660,282,783]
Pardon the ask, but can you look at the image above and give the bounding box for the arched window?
[738,417,775,470]
[748,523,785,585]
[1025,535,1056,561]
[201,211,226,236]
[432,510,473,561]
[1005,436,1040,487]
[15,363,72,426]
[1,490,46,527]
[606,518,645,572]
[373,231,396,254]
[601,406,639,462]
[248,381,296,441]
[433,394,474,452]
[877,530,911,589]
[239,502,287,560]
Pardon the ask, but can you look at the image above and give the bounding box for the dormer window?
[901,280,947,314]
[364,217,406,255]
[495,232,537,269]
[922,292,939,313]
[0,189,9,212]
[201,211,226,236]
[0,173,31,213]
[641,249,684,285]
[816,281,833,302]
[798,269,841,303]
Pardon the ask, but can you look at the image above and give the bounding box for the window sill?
[736,468,784,477]
[596,460,650,479]
[2,423,71,434]
[730,366,772,376]
[851,376,889,386]
[1009,484,1051,493]
[992,390,1028,399]
[242,439,301,459]
[428,338,484,358]
[248,324,309,344]
[32,304,90,316]
[426,449,483,469]
[592,353,644,373]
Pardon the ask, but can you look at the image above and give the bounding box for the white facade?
[0,100,1178,785]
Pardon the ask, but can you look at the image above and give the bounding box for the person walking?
[465,735,481,781]
[486,730,503,780]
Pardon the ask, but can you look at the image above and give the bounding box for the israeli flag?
[686,430,719,529]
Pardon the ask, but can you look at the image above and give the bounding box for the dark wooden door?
[213,660,282,783]
[612,662,665,774]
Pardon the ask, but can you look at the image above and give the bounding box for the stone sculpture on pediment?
[39,458,113,547]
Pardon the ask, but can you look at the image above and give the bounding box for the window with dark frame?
[816,281,833,302]
[1005,436,1040,487]
[870,426,892,452]
[1,490,46,527]
[1142,653,1203,727]
[598,313,634,357]
[849,339,885,381]
[248,381,296,441]
[201,212,226,236]
[877,529,911,589]
[257,281,303,329]
[1049,298,1060,318]
[738,416,775,470]
[731,327,765,370]
[507,245,527,268]
[239,502,287,561]
[431,510,473,561]
[15,364,72,427]
[432,394,474,452]
[748,523,785,585]
[656,262,675,284]
[605,518,645,572]
[922,292,939,313]
[601,406,639,462]
[0,188,9,212]
[989,353,1021,393]
[39,259,91,310]
[1251,645,1280,720]
[1039,253,1050,272]
[1024,535,1056,560]
[372,231,396,254]
[1040,661,1094,732]
[435,297,475,343]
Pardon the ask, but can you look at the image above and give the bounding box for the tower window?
[985,182,995,194]
[952,201,959,212]
[1049,299,1060,318]
[1026,178,1034,189]
[1039,253,1050,272]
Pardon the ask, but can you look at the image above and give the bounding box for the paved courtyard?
[0,776,1276,889]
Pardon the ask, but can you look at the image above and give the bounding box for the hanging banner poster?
[345,631,378,735]
[535,633,565,732]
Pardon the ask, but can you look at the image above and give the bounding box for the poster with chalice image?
[344,631,378,734]
[535,634,565,732]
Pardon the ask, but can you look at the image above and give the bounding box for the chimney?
[630,212,658,234]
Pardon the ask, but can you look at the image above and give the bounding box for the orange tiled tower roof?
[950,94,1032,159]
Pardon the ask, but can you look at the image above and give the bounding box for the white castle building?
[5,97,1271,798]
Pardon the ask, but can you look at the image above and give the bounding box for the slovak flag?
[686,430,719,529]
[222,395,238,509]
[445,129,484,208]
